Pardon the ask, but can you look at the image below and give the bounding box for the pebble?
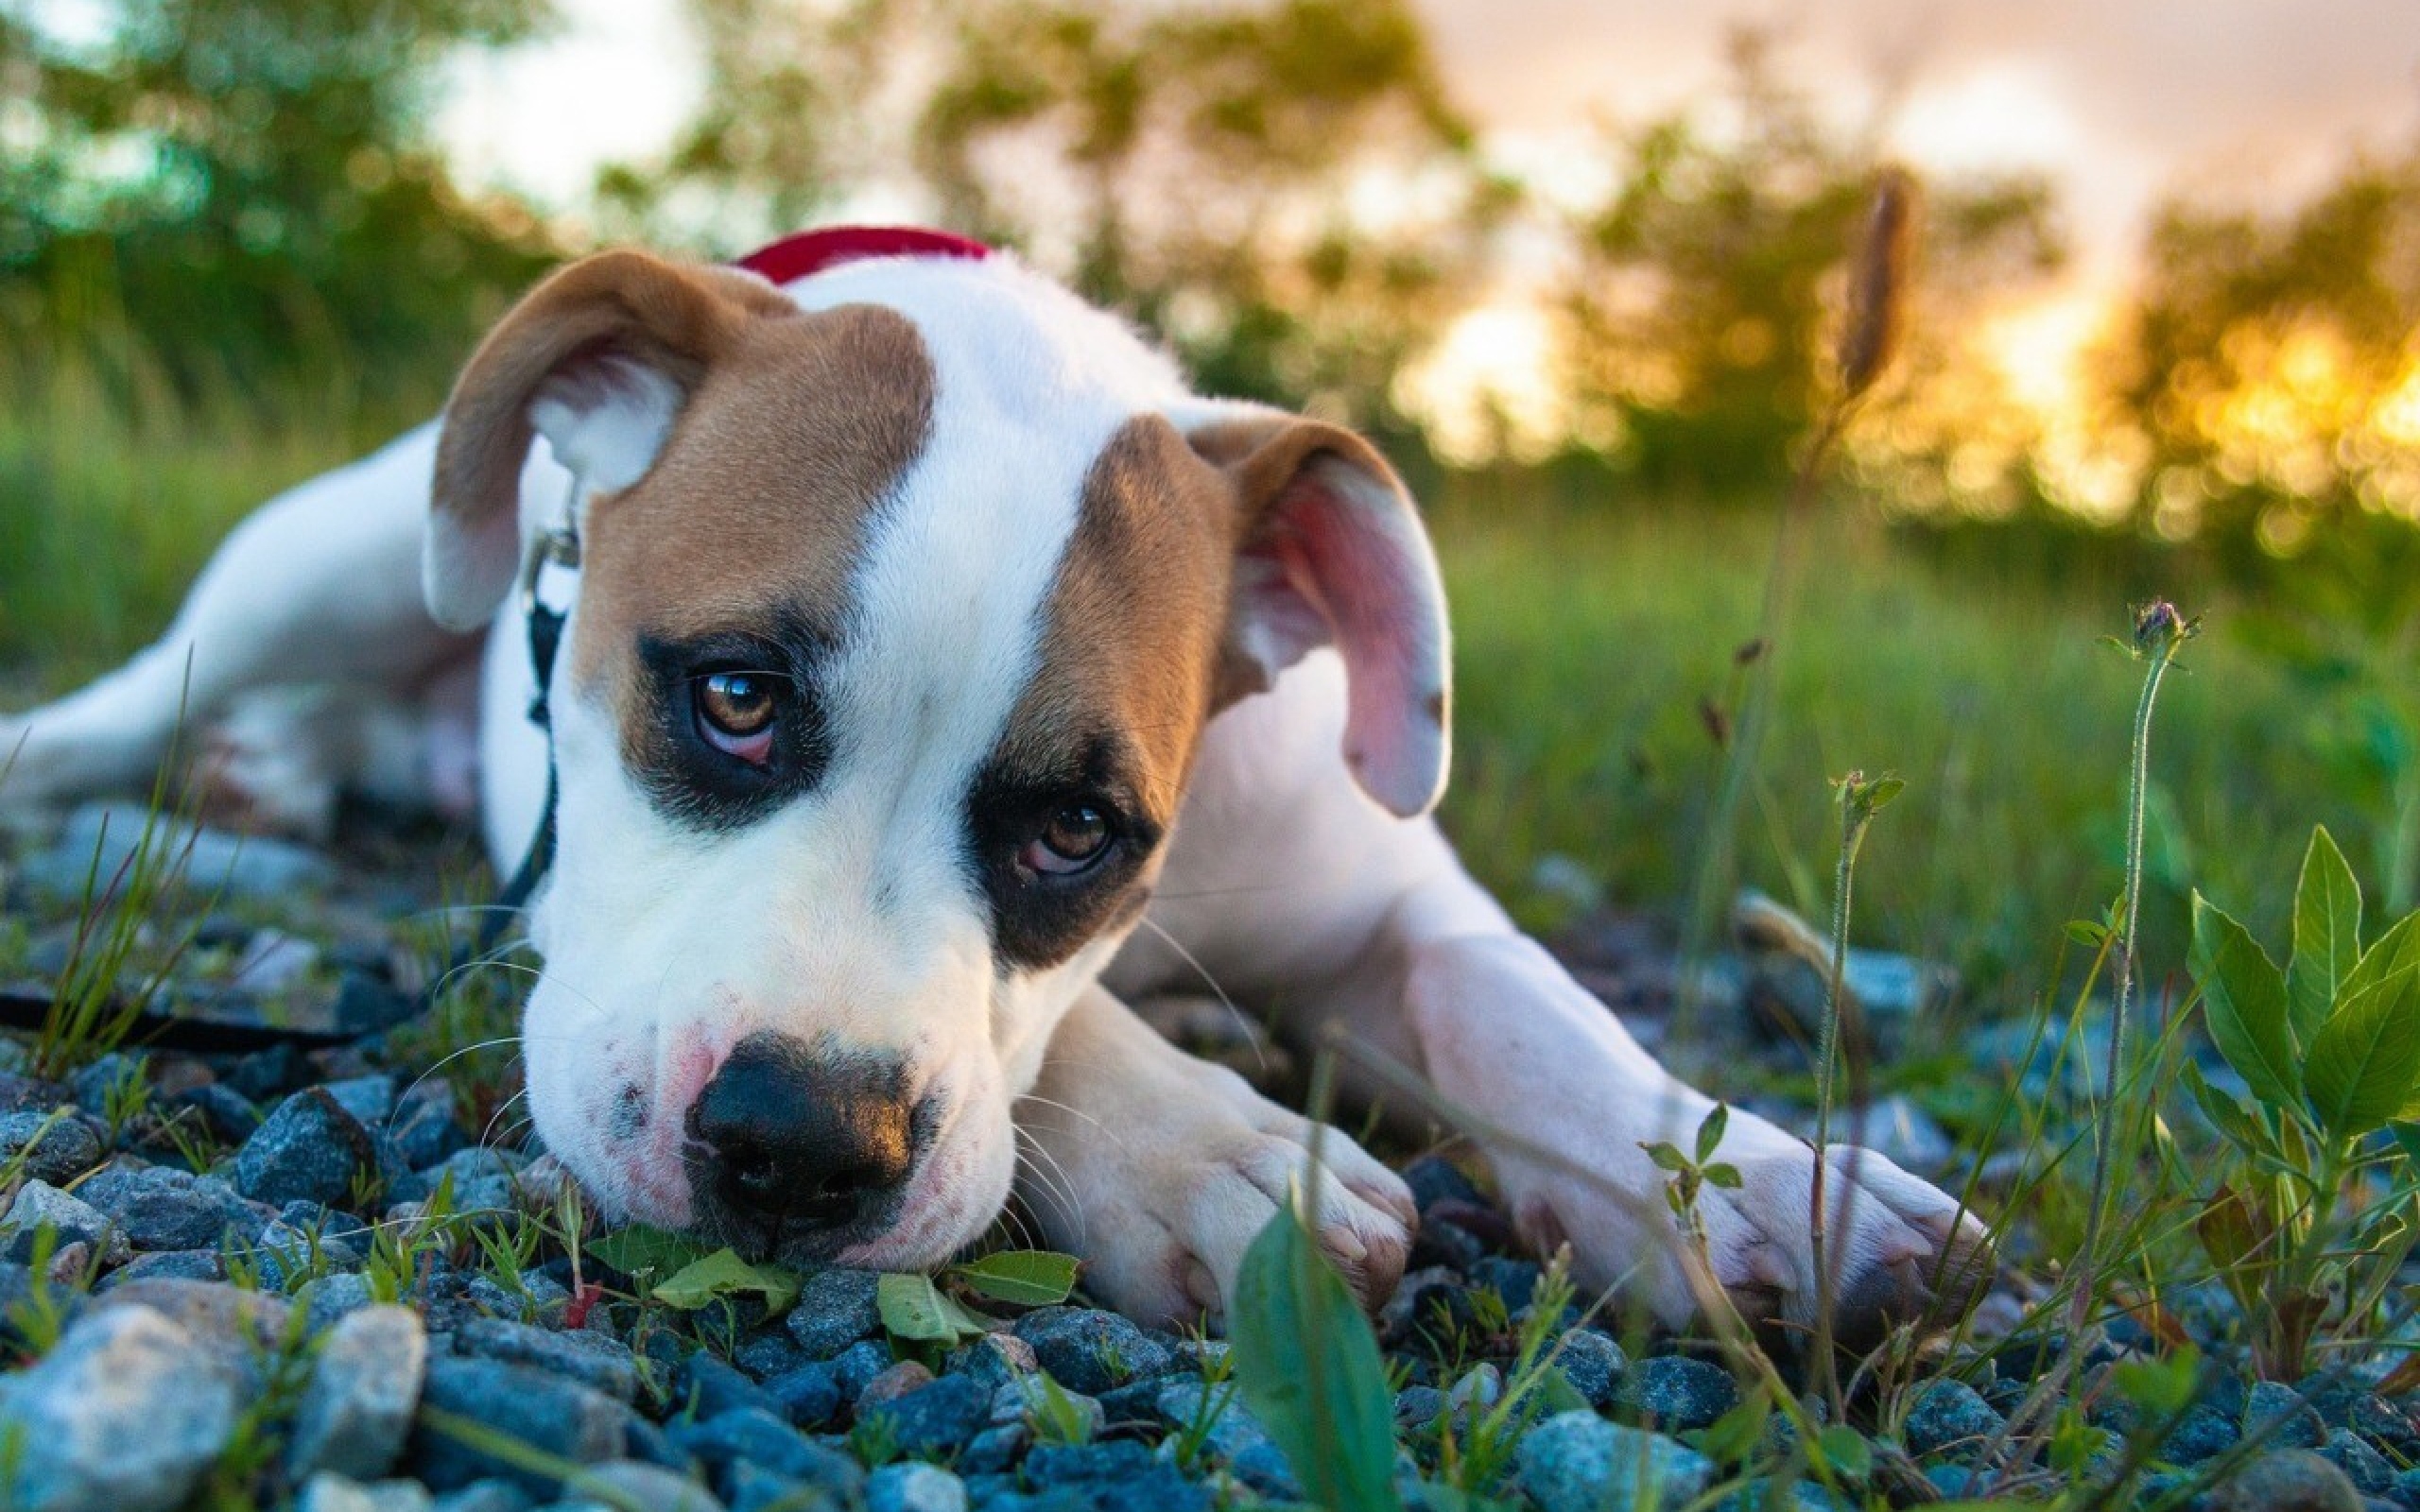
[0,1178,129,1264]
[666,1406,865,1499]
[24,802,334,902]
[2323,1427,2395,1497]
[1902,1377,2005,1458]
[785,1266,881,1359]
[867,1371,993,1455]
[406,1355,628,1497]
[427,1483,529,1512]
[1013,1307,1175,1394]
[2250,1381,2330,1450]
[458,1316,640,1401]
[0,1109,102,1185]
[1552,1328,1629,1408]
[2204,1449,2364,1512]
[296,1473,437,1512]
[0,1304,239,1512]
[579,1459,725,1511]
[867,1461,970,1512]
[236,1088,389,1208]
[1613,1354,1739,1432]
[1518,1409,1717,1512]
[759,1360,843,1427]
[289,1305,429,1481]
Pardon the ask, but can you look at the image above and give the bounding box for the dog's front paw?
[1020,1067,1414,1332]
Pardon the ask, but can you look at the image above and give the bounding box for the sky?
[433,0,2420,452]
[438,0,2420,275]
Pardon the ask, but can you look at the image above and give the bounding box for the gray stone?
[25,800,332,902]
[1519,1410,1717,1512]
[580,1460,725,1511]
[302,1271,381,1332]
[868,1461,970,1512]
[77,1164,266,1251]
[2250,1382,2330,1450]
[827,1338,894,1399]
[990,1374,1105,1438]
[759,1360,843,1427]
[289,1304,428,1481]
[458,1315,639,1400]
[237,1089,387,1208]
[407,1355,628,1497]
[429,1481,532,1512]
[103,1247,228,1285]
[1613,1354,1739,1432]
[320,1074,399,1127]
[0,1304,239,1512]
[0,1110,102,1186]
[230,929,321,994]
[666,1406,864,1498]
[784,1266,881,1359]
[2323,1427,2395,1496]
[0,1178,127,1264]
[1022,1441,1210,1511]
[948,1331,1040,1389]
[1394,1384,1448,1429]
[867,1372,992,1454]
[1153,1378,1267,1461]
[295,1473,437,1512]
[2205,1450,2363,1512]
[1012,1306,1175,1395]
[2164,1401,2240,1464]
[1553,1328,1628,1408]
[1902,1378,2004,1458]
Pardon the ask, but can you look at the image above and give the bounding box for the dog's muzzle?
[682,1031,929,1250]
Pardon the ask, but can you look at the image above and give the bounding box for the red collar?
[735,225,992,285]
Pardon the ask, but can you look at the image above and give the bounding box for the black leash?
[0,515,580,1057]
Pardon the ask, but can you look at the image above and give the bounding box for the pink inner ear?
[1270,462,1449,816]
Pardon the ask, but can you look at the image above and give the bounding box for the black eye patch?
[631,614,837,830]
[965,732,1163,972]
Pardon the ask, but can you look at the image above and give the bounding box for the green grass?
[1429,475,2409,1005]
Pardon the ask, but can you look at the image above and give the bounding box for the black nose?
[689,1034,915,1229]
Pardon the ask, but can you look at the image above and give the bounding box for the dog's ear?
[426,250,795,630]
[1184,404,1451,818]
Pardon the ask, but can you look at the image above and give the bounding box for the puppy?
[0,229,1984,1333]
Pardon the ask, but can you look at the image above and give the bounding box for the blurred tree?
[602,0,1505,431]
[2096,143,2420,568]
[0,0,562,411]
[1555,30,2063,495]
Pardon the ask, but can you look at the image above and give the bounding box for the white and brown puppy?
[0,231,1985,1333]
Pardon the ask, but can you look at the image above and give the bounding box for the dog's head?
[424,247,1449,1268]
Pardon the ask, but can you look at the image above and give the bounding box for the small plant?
[2187,822,2420,1379]
[1640,1103,1745,1263]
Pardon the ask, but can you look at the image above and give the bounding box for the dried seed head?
[1837,164,1919,402]
[2129,598,2203,657]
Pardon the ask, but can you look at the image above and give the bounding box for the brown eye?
[696,672,778,763]
[1019,804,1114,877]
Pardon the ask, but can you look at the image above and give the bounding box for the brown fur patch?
[570,302,937,737]
[997,414,1236,833]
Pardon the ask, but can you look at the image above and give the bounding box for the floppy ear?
[425,250,795,630]
[1184,404,1452,818]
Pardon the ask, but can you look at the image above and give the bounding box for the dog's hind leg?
[1346,863,1993,1345]
[1,423,476,816]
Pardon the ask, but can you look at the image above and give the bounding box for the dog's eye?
[1019,804,1114,877]
[694,671,779,764]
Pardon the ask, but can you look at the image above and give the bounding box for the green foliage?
[1228,1193,1403,1512]
[650,1249,804,1314]
[876,1271,996,1347]
[2187,824,2420,1376]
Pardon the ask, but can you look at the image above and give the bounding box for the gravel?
[3,803,2410,1512]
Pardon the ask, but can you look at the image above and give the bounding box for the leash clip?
[516,492,583,732]
[514,519,582,627]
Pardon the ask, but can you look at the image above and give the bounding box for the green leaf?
[1695,1104,1729,1164]
[949,1250,1080,1307]
[2304,971,2420,1138]
[1702,1162,1742,1189]
[1641,1142,1688,1174]
[1228,1200,1403,1512]
[2389,1121,2420,1167]
[1813,1424,1874,1482]
[876,1272,994,1345]
[2342,910,2420,1005]
[2289,826,2363,1043]
[589,1225,711,1280]
[2189,893,2301,1109]
[2181,1060,2276,1160]
[651,1249,803,1314]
